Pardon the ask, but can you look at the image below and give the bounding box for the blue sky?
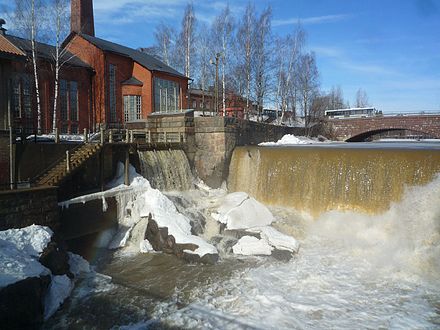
[2,0,439,112]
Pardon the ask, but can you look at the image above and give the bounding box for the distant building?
[189,88,247,119]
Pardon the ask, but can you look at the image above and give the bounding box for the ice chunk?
[44,275,74,320]
[232,236,273,256]
[214,192,274,229]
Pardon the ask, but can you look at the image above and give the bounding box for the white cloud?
[273,14,351,27]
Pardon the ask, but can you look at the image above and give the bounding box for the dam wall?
[229,146,440,216]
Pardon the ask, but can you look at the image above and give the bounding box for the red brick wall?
[67,35,189,126]
[329,115,440,140]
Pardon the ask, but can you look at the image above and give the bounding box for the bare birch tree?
[328,86,346,109]
[355,88,369,108]
[48,0,69,133]
[196,22,212,114]
[236,2,255,119]
[12,0,44,134]
[274,24,305,124]
[253,6,272,121]
[297,52,319,135]
[154,23,175,66]
[212,5,234,115]
[179,2,196,78]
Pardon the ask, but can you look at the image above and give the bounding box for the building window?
[153,78,180,113]
[123,95,142,122]
[109,64,117,122]
[69,81,78,121]
[60,79,79,132]
[192,100,197,109]
[12,75,31,119]
[60,80,68,121]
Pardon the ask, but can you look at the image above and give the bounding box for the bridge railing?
[380,111,440,117]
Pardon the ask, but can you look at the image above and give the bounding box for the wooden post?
[100,127,105,144]
[66,150,70,172]
[130,130,134,143]
[148,130,151,143]
[125,129,129,143]
[164,131,167,143]
[99,149,104,191]
[84,128,88,143]
[124,149,129,186]
[54,128,59,144]
[109,130,113,143]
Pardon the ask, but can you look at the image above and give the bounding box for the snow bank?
[212,192,274,230]
[61,163,218,258]
[0,225,53,288]
[213,192,300,256]
[44,275,74,320]
[249,226,300,253]
[259,134,322,146]
[68,252,91,276]
[232,236,273,256]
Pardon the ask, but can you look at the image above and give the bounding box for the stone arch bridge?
[327,114,440,141]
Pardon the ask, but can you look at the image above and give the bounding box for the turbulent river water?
[45,143,440,330]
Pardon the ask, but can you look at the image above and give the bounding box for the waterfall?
[228,146,440,216]
[138,149,193,191]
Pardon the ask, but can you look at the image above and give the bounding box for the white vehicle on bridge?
[325,107,378,119]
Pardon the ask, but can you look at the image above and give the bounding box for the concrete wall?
[0,186,59,231]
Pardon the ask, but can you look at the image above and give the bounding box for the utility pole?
[210,53,221,116]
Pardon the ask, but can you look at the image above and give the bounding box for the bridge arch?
[346,128,432,142]
[328,115,440,141]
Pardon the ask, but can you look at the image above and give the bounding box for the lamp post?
[210,53,221,116]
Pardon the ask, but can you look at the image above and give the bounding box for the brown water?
[138,149,193,191]
[228,145,440,216]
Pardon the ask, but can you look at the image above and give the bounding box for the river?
[45,142,440,329]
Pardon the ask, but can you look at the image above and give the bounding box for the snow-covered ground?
[0,225,53,288]
[259,134,328,146]
[0,225,91,320]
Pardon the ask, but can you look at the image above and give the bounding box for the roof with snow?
[77,33,188,79]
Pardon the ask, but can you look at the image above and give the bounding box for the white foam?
[153,176,440,329]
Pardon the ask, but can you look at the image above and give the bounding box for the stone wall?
[193,117,305,187]
[0,186,59,231]
[328,115,440,141]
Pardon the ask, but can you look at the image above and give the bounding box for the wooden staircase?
[36,144,102,187]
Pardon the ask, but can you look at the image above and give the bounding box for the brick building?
[0,24,92,135]
[189,88,247,119]
[64,0,189,130]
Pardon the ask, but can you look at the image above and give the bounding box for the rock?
[223,229,261,240]
[271,249,294,262]
[183,251,219,264]
[145,217,218,264]
[0,275,50,328]
[39,241,72,278]
[167,195,206,235]
[210,235,239,255]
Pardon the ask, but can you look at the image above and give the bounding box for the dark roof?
[122,76,143,86]
[0,34,26,59]
[78,33,187,79]
[5,35,91,69]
